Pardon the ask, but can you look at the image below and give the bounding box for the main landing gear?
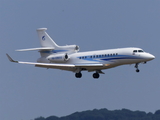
[75,72,82,78]
[75,72,100,79]
[93,72,100,79]
[75,70,104,79]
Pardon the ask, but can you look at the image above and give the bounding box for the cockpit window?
[133,50,144,53]
[133,50,137,52]
[138,50,144,52]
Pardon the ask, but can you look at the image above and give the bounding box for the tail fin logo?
[42,36,45,41]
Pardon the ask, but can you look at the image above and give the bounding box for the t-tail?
[36,28,79,57]
[16,28,80,56]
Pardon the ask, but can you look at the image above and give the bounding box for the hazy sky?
[1,1,159,120]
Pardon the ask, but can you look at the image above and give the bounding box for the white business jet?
[6,28,155,79]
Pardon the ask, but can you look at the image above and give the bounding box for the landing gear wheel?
[136,69,140,73]
[93,73,100,79]
[75,72,82,78]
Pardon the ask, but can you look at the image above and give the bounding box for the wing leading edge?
[6,54,107,72]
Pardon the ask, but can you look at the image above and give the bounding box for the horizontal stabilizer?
[16,47,55,51]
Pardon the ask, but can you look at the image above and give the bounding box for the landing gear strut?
[135,63,140,72]
[75,72,82,78]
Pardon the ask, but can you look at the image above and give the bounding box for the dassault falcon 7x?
[6,28,155,79]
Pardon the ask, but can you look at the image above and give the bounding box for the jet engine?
[47,53,69,63]
[60,45,80,53]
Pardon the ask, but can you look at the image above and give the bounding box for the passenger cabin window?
[79,53,119,59]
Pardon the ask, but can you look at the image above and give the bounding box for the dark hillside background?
[34,109,160,120]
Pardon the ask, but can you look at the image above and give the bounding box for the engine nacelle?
[58,45,80,53]
[47,54,69,63]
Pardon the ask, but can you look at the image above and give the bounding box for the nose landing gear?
[135,63,140,72]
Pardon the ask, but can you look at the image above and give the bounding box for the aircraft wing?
[35,63,105,72]
[6,54,108,72]
[6,54,76,71]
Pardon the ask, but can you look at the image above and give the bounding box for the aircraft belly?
[117,59,143,64]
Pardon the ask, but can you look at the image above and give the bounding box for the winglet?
[6,54,18,63]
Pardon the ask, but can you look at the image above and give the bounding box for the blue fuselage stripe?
[77,55,142,62]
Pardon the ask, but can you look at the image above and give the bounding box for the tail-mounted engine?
[59,45,80,53]
[47,53,69,63]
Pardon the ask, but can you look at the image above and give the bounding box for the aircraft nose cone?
[149,54,155,60]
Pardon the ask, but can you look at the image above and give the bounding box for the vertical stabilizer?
[37,28,59,48]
